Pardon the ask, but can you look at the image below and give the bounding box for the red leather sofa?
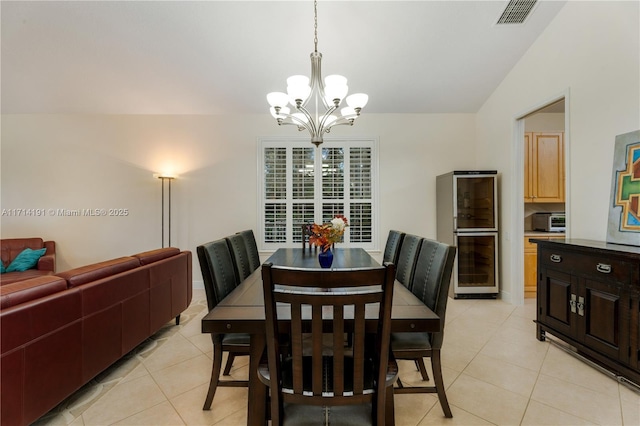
[0,247,192,426]
[0,238,56,284]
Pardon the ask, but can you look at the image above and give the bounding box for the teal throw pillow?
[6,248,46,272]
[0,261,5,274]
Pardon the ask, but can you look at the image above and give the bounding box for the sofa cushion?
[6,248,47,273]
[57,257,141,288]
[0,269,54,286]
[133,247,180,265]
[0,276,68,309]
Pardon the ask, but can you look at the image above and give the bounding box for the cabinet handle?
[577,296,585,317]
[569,294,577,313]
[596,263,612,274]
[550,254,562,263]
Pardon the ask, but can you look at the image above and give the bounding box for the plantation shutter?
[259,138,377,250]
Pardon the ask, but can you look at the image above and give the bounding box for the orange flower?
[309,216,349,252]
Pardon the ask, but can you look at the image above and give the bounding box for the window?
[258,138,378,250]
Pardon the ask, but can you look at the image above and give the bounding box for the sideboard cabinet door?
[580,278,629,363]
[537,267,576,338]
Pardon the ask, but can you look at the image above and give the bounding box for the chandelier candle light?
[266,0,368,146]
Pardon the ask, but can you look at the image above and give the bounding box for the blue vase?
[318,248,333,268]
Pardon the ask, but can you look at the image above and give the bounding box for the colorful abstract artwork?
[607,130,640,246]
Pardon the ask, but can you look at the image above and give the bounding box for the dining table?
[201,247,441,425]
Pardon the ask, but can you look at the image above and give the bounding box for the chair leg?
[383,385,395,426]
[431,350,452,418]
[203,337,223,410]
[415,358,430,381]
[175,314,181,325]
[269,384,281,426]
[223,353,236,375]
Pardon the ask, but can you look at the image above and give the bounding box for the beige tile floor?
[35,289,640,426]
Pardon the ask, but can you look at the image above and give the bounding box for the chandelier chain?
[313,0,318,53]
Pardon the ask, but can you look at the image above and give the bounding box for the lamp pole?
[158,176,175,247]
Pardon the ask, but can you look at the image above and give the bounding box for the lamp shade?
[286,75,311,104]
[324,74,347,87]
[324,75,348,104]
[267,92,290,108]
[324,87,348,106]
[346,93,368,109]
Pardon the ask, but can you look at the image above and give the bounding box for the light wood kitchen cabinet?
[524,234,564,298]
[524,132,565,203]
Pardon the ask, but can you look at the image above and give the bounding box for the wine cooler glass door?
[454,233,499,295]
[454,175,497,231]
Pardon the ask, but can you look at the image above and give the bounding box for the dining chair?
[301,223,315,250]
[196,240,250,410]
[259,263,398,425]
[391,238,456,418]
[237,229,261,272]
[226,233,252,282]
[394,233,423,290]
[382,230,405,265]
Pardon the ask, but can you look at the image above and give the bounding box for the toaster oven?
[532,212,565,232]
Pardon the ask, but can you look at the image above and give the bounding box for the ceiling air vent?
[496,0,538,25]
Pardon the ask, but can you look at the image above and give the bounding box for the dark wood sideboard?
[531,238,640,385]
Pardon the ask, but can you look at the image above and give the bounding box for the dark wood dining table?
[201,247,441,426]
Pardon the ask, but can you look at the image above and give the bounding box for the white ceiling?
[1,0,567,115]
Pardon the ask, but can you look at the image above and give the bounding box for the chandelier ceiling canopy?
[266,0,368,147]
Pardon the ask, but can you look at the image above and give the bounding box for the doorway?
[512,93,570,305]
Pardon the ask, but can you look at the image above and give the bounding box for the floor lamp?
[156,175,176,248]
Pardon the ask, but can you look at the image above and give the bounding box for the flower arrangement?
[309,215,349,252]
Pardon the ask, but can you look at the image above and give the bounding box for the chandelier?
[266,0,368,147]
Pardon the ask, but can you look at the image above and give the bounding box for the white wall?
[476,0,640,301]
[524,113,565,132]
[1,113,476,284]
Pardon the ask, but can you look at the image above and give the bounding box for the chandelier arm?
[276,118,306,132]
[275,110,314,134]
[324,119,355,131]
[293,104,319,136]
[318,104,340,130]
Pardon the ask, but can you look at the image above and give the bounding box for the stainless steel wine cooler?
[436,171,499,298]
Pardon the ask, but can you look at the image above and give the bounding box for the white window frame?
[257,136,379,252]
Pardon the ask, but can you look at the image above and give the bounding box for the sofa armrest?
[37,254,55,272]
[37,241,56,272]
